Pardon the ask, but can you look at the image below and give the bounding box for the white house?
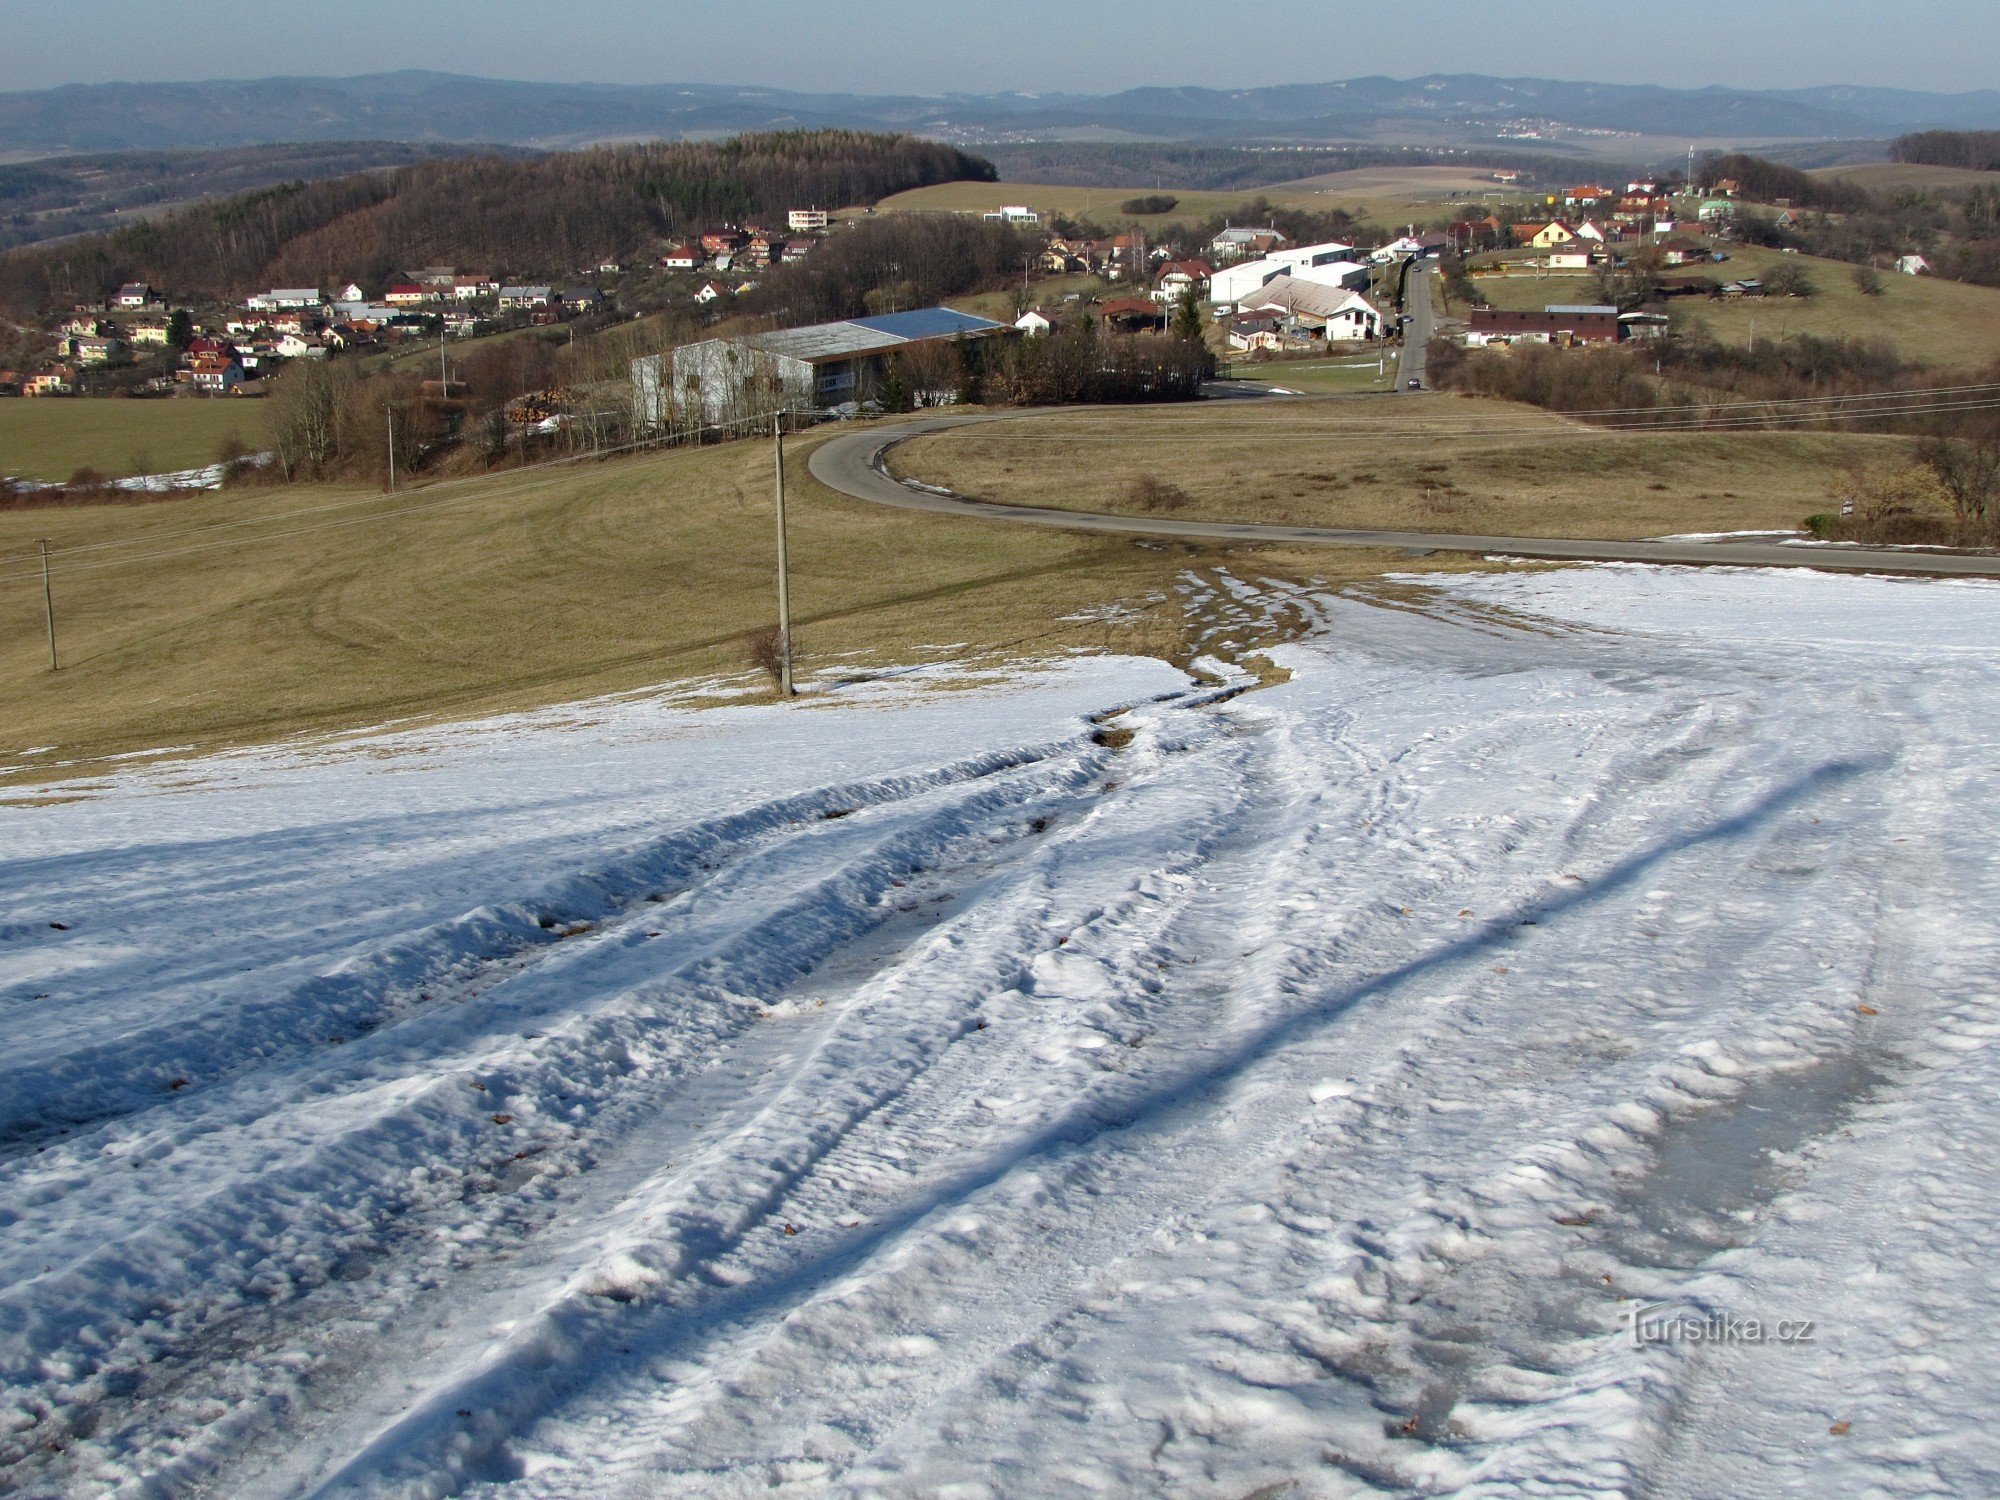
[1896,254,1932,276]
[114,283,156,309]
[246,288,325,311]
[1241,275,1383,341]
[983,205,1040,225]
[694,282,725,305]
[1014,309,1056,335]
[338,282,365,302]
[788,208,830,231]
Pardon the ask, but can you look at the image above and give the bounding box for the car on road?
[1406,378,1423,390]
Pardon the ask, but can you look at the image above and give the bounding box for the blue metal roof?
[847,308,1004,340]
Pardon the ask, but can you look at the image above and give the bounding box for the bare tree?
[1916,433,2000,529]
[268,358,358,480]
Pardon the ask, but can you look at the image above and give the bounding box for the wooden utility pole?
[773,415,795,697]
[37,539,57,671]
[386,407,397,492]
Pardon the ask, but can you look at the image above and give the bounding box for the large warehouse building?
[633,308,1012,426]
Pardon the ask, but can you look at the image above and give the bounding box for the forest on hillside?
[0,132,994,315]
[1893,131,2000,172]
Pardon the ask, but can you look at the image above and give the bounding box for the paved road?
[1395,259,1437,392]
[806,409,2000,578]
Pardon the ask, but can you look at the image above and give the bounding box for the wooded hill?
[0,132,994,315]
[1894,131,2000,172]
[0,141,514,254]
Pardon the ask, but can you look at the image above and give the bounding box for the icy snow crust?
[2,568,1997,1497]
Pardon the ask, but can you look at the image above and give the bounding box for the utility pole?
[37,539,57,671]
[386,407,396,492]
[773,415,795,697]
[439,317,448,393]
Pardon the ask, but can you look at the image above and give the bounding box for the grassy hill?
[0,399,269,482]
[889,397,1919,538]
[878,165,1515,232]
[1470,242,2000,368]
[1814,161,2000,194]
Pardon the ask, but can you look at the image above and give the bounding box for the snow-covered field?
[3,566,1997,1498]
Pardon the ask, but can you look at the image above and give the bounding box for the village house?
[1210,226,1289,264]
[186,352,245,393]
[693,281,725,305]
[128,321,172,347]
[60,314,103,338]
[1222,307,1303,352]
[23,365,77,396]
[1153,259,1214,306]
[1548,246,1601,270]
[338,282,366,302]
[498,286,554,310]
[1897,254,1932,276]
[782,238,814,264]
[246,288,326,311]
[1513,221,1578,250]
[114,282,157,309]
[384,284,429,307]
[662,244,702,270]
[69,335,126,365]
[1013,308,1057,335]
[982,205,1040,225]
[788,208,830,232]
[700,229,746,257]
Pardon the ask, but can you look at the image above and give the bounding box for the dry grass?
[880,166,1530,231]
[890,395,1916,539]
[0,398,270,481]
[0,421,1449,776]
[1812,162,2000,194]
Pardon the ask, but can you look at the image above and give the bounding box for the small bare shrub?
[748,624,789,688]
[1126,474,1193,512]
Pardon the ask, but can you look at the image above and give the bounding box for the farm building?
[633,308,1011,426]
[1464,305,1621,348]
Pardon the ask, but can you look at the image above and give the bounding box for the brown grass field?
[1471,241,2000,369]
[890,396,1926,538]
[877,165,1519,232]
[0,423,1446,777]
[1813,162,2000,194]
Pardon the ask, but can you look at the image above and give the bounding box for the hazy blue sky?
[1,0,1994,94]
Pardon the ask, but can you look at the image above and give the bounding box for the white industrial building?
[1210,249,1369,308]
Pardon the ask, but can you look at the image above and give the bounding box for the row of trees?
[1892,131,2000,172]
[1428,327,1942,423]
[0,131,995,316]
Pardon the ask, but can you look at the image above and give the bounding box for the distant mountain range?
[6,72,2000,158]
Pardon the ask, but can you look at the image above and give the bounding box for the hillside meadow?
[889,396,1919,538]
[1471,242,2000,368]
[0,397,269,481]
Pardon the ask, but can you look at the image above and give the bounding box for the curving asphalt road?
[807,409,2000,578]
